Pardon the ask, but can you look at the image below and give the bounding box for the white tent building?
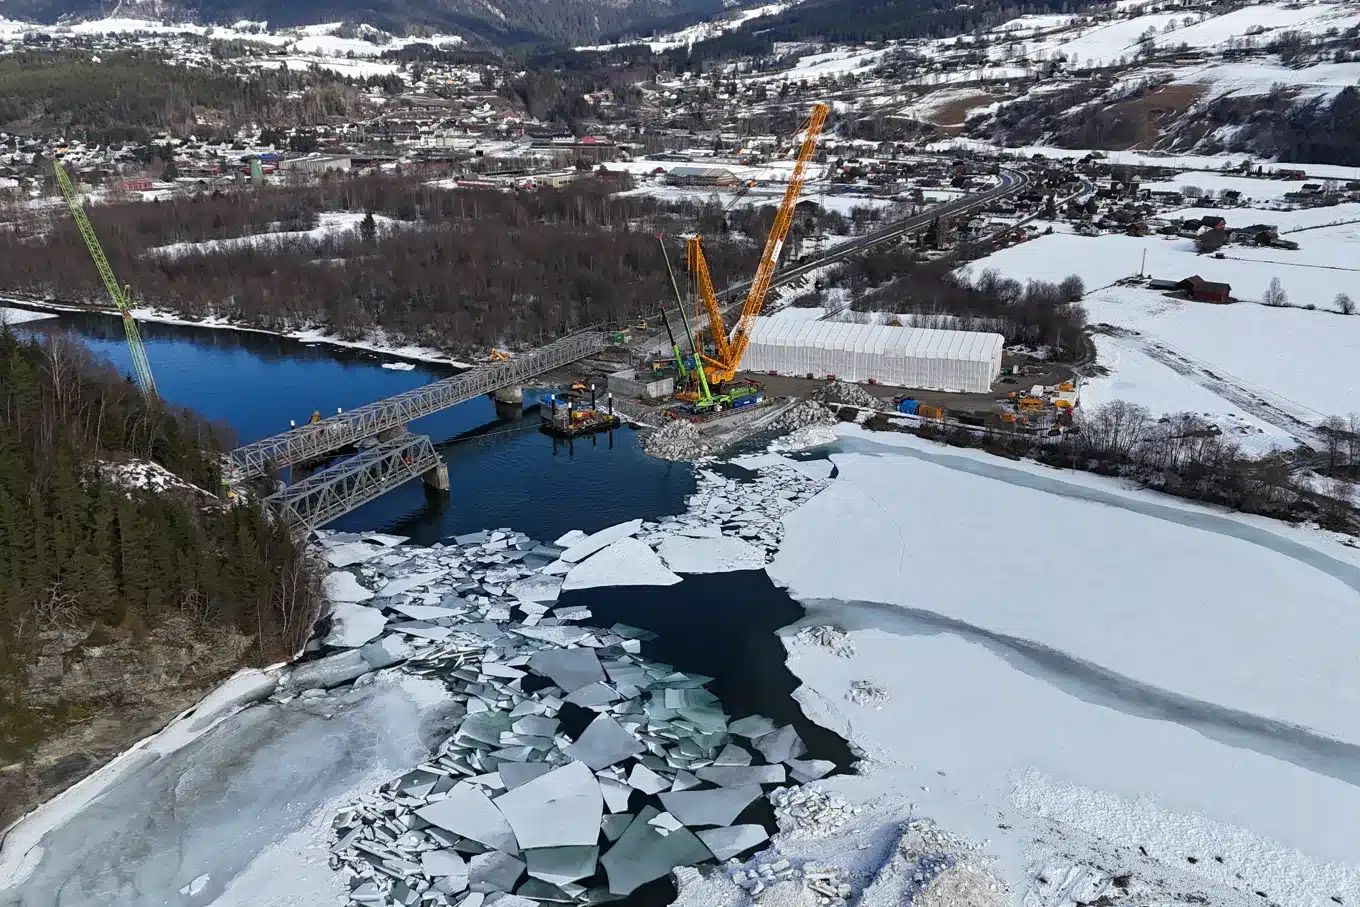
[742,318,1004,393]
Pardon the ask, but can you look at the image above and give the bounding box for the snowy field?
[1138,171,1318,202]
[147,211,402,259]
[770,429,1360,907]
[974,228,1360,428]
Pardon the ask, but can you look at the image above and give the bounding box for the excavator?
[680,102,829,413]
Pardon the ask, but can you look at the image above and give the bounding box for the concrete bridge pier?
[492,386,523,405]
[423,460,450,491]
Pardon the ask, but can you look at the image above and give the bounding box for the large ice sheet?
[416,787,520,854]
[655,535,766,574]
[658,786,761,827]
[696,824,769,861]
[528,648,604,692]
[377,570,445,597]
[694,765,785,787]
[323,603,388,648]
[284,650,370,691]
[564,715,644,770]
[492,762,603,851]
[600,806,711,896]
[324,571,374,602]
[324,542,385,568]
[559,519,644,563]
[563,537,681,591]
[508,574,563,604]
[523,846,599,886]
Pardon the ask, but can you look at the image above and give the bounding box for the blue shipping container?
[897,399,919,415]
[732,394,763,409]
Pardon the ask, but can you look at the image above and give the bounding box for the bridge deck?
[266,433,441,528]
[229,329,609,480]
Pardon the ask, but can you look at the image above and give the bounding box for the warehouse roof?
[746,318,1004,362]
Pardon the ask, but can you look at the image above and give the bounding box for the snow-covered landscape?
[4,422,1358,907]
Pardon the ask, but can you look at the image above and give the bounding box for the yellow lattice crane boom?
[688,102,829,387]
[54,161,158,397]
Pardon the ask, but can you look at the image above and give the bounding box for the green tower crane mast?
[54,161,158,398]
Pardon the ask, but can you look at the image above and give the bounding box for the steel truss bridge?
[229,328,611,529]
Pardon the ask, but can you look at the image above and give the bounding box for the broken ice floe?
[303,455,840,906]
[306,519,836,907]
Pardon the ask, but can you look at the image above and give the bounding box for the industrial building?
[665,165,741,187]
[742,319,1005,393]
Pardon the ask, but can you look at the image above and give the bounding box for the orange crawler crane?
[686,102,830,392]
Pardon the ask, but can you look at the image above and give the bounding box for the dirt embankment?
[1,618,253,831]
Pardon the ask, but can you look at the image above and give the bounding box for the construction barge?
[540,391,622,438]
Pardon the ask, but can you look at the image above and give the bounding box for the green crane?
[54,161,158,397]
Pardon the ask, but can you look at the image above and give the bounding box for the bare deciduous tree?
[1262,277,1288,307]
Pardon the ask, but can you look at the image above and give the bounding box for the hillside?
[0,327,319,829]
[0,0,729,45]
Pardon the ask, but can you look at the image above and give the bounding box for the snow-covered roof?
[747,317,1004,362]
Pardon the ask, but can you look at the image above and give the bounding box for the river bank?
[0,295,478,369]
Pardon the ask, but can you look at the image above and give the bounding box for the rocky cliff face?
[1,617,253,831]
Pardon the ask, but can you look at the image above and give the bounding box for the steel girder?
[229,330,608,480]
[266,434,441,529]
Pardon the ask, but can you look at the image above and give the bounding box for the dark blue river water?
[26,313,696,545]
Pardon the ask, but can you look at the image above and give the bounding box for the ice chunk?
[791,459,836,480]
[498,762,552,791]
[564,715,644,770]
[786,758,835,783]
[363,532,409,547]
[325,541,384,568]
[378,570,445,597]
[695,765,785,787]
[390,621,452,642]
[755,726,806,764]
[507,574,563,603]
[658,786,761,827]
[454,531,490,546]
[516,625,597,647]
[559,519,644,563]
[597,776,633,813]
[492,762,602,851]
[285,650,370,691]
[417,786,520,854]
[676,524,722,538]
[670,771,701,792]
[324,570,374,603]
[565,682,619,708]
[648,811,683,834]
[727,715,778,739]
[390,602,464,621]
[359,634,412,670]
[553,529,588,548]
[177,874,210,896]
[468,852,525,893]
[528,647,604,692]
[422,850,469,891]
[696,825,768,861]
[601,813,632,841]
[626,765,668,795]
[523,846,599,886]
[563,537,681,591]
[323,602,387,648]
[599,806,711,895]
[712,744,751,767]
[655,536,766,574]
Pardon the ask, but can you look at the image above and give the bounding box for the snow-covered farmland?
[974,227,1360,423]
[0,306,55,326]
[772,430,1360,906]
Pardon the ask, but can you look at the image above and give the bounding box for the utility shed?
[742,318,1004,393]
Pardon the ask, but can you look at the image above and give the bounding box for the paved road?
[645,167,1033,353]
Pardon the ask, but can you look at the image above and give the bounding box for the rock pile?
[642,417,709,461]
[765,400,838,436]
[811,381,885,411]
[858,820,1011,907]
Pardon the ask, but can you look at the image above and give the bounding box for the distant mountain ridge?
[5,0,730,45]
